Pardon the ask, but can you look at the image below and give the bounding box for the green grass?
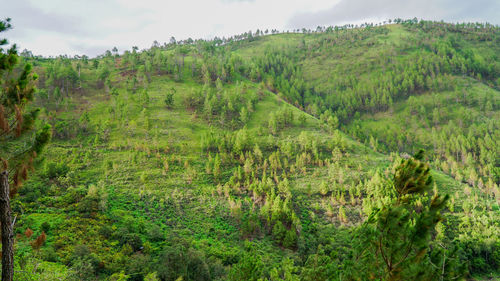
[13,21,500,280]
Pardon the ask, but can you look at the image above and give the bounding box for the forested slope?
[7,19,500,280]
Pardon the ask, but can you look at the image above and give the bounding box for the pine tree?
[268,112,278,135]
[393,150,433,199]
[356,151,449,280]
[240,106,249,124]
[0,18,51,281]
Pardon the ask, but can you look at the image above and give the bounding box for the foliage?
[8,19,500,280]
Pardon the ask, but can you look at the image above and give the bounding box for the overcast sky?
[1,0,499,57]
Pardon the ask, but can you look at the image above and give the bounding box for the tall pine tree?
[0,18,51,281]
[353,151,449,280]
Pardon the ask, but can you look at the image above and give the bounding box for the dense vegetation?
[1,19,499,280]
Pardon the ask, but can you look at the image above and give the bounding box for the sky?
[1,0,499,57]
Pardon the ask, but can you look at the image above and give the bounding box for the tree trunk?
[0,171,13,281]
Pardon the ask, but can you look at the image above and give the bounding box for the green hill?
[4,19,500,280]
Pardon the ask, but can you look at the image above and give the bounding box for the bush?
[156,243,211,281]
[114,228,143,252]
[126,253,152,281]
[68,257,97,281]
[41,246,58,262]
[241,212,261,238]
[164,91,174,108]
[146,224,164,242]
[61,186,87,205]
[228,244,264,281]
[272,221,287,243]
[99,225,113,239]
[76,196,100,218]
[72,244,91,260]
[44,161,69,179]
[283,229,298,249]
[183,89,204,111]
[40,222,51,233]
[126,234,143,252]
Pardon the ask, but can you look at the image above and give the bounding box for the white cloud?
[288,0,500,29]
[0,0,497,57]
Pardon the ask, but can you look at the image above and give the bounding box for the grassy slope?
[15,23,499,279]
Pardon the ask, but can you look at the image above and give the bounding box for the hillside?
[3,19,500,280]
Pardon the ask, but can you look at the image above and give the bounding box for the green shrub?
[44,161,69,179]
